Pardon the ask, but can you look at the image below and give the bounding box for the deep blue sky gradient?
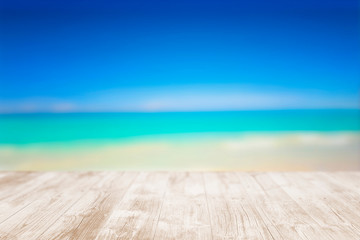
[0,0,359,110]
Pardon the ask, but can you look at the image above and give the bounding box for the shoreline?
[1,131,359,171]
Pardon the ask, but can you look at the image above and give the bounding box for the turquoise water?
[0,110,359,144]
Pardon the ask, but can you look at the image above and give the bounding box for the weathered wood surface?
[0,172,359,240]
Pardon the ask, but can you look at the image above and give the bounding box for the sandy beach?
[1,132,359,171]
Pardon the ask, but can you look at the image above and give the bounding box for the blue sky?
[0,0,359,112]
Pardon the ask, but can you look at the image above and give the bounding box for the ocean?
[0,110,359,171]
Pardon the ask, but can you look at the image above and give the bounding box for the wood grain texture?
[154,172,211,240]
[0,172,359,240]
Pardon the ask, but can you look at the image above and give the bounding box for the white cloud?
[0,84,358,113]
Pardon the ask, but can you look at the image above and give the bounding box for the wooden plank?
[0,172,104,239]
[319,172,360,200]
[94,172,169,240]
[0,172,62,224]
[0,172,45,200]
[38,172,138,240]
[334,172,360,190]
[234,172,316,240]
[203,172,282,240]
[252,172,337,240]
[154,172,212,240]
[0,171,359,239]
[269,172,360,239]
[296,172,360,232]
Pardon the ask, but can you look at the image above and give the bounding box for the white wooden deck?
[0,172,359,239]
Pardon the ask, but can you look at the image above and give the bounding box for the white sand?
[0,132,359,171]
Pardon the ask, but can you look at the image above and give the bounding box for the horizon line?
[0,108,359,115]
